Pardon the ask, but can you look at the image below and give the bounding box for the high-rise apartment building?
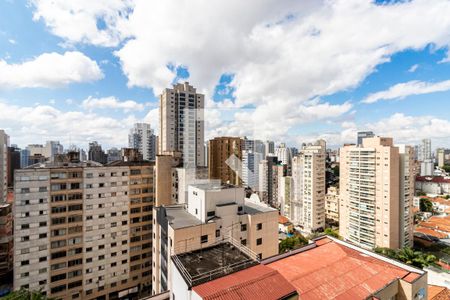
[152,183,278,295]
[0,129,9,202]
[325,187,339,225]
[7,146,21,188]
[13,152,154,299]
[357,131,375,146]
[275,143,292,167]
[0,202,13,281]
[339,137,414,249]
[243,137,265,156]
[242,150,262,190]
[437,148,450,168]
[159,82,204,167]
[208,137,243,185]
[26,141,64,163]
[419,139,433,176]
[106,148,121,164]
[264,141,275,157]
[258,156,279,206]
[290,140,326,233]
[88,141,107,165]
[128,123,157,161]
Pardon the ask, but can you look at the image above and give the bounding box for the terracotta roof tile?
[428,285,450,300]
[192,264,297,300]
[267,239,421,299]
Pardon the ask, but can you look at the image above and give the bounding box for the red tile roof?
[192,265,297,300]
[416,176,450,183]
[414,227,448,239]
[428,285,450,300]
[278,215,291,225]
[266,238,422,300]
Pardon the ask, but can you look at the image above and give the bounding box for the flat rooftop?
[244,200,276,214]
[265,237,424,299]
[189,182,239,190]
[164,206,201,229]
[172,242,258,287]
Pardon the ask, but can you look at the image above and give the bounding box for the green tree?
[419,198,433,212]
[442,165,450,173]
[324,228,340,239]
[332,165,340,177]
[416,191,426,196]
[2,289,49,300]
[374,247,437,269]
[279,234,308,253]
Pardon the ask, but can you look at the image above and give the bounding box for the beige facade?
[0,129,8,202]
[159,82,205,167]
[208,137,243,185]
[325,187,339,224]
[291,140,326,233]
[152,184,278,295]
[13,157,154,300]
[339,137,414,249]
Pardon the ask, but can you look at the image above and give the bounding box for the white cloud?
[408,64,419,72]
[0,101,138,148]
[144,108,159,133]
[30,0,135,47]
[8,39,16,44]
[301,113,450,148]
[29,0,450,143]
[81,96,145,112]
[0,51,103,89]
[362,79,450,104]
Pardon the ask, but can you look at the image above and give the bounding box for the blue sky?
[1,0,450,150]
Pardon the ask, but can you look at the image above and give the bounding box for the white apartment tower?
[242,150,262,190]
[339,137,414,249]
[0,129,9,202]
[129,123,157,161]
[159,82,205,167]
[419,139,433,176]
[290,140,326,233]
[275,143,292,166]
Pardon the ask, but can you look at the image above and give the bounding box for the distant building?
[0,130,9,202]
[419,139,434,176]
[275,143,293,167]
[128,123,157,161]
[264,140,275,157]
[243,137,265,156]
[208,137,243,185]
[26,141,63,162]
[291,140,326,233]
[20,149,29,168]
[416,176,450,195]
[88,141,107,164]
[258,156,279,206]
[242,150,262,190]
[159,82,205,167]
[325,187,339,224]
[357,131,374,146]
[106,147,121,163]
[278,175,293,217]
[7,146,20,188]
[436,148,450,168]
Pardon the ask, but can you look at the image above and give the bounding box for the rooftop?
[264,237,424,299]
[428,285,450,300]
[164,206,201,229]
[190,182,239,191]
[192,264,297,300]
[243,199,276,214]
[416,176,450,183]
[172,242,259,287]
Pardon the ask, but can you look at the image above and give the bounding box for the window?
[21,260,29,266]
[241,239,247,246]
[256,223,263,230]
[39,233,47,239]
[241,224,247,231]
[215,230,220,237]
[201,235,208,244]
[21,224,29,229]
[207,211,215,217]
[256,238,262,245]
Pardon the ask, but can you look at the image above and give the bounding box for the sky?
[1,0,450,150]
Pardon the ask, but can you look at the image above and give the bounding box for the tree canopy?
[419,198,433,212]
[279,234,309,253]
[374,247,437,269]
[1,289,49,300]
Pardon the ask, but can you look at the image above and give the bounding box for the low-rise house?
[416,176,450,195]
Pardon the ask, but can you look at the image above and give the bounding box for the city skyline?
[0,0,450,149]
